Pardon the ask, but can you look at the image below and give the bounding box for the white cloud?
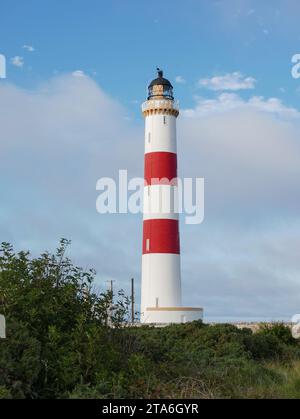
[175,75,186,84]
[0,74,141,296]
[182,92,300,119]
[23,45,35,52]
[247,9,255,16]
[199,72,256,91]
[178,95,300,319]
[72,70,86,78]
[180,97,300,219]
[11,56,24,67]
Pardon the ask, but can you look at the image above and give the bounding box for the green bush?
[0,386,12,399]
[1,241,300,399]
[243,333,284,360]
[258,323,297,346]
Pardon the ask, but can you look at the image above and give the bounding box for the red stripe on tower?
[144,152,177,185]
[143,219,180,254]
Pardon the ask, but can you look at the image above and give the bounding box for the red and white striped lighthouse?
[140,69,203,324]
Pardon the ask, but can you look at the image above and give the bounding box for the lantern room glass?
[148,85,174,100]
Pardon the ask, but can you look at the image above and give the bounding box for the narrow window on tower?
[163,115,167,125]
[146,239,150,252]
[148,132,151,143]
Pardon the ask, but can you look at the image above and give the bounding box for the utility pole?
[106,279,115,297]
[105,280,115,327]
[0,298,5,339]
[131,278,135,324]
[0,314,6,339]
[109,280,114,296]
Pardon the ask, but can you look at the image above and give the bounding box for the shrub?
[258,323,298,346]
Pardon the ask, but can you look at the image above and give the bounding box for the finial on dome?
[157,68,163,78]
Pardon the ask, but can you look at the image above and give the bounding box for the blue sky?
[1,0,300,321]
[1,0,300,110]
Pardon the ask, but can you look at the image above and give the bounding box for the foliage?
[0,240,300,399]
[258,323,298,346]
[0,240,131,398]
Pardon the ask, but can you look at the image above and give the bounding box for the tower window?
[163,116,167,125]
[146,239,150,251]
[148,132,151,143]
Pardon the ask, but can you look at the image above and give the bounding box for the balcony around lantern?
[142,99,179,113]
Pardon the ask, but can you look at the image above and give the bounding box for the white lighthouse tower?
[140,69,203,325]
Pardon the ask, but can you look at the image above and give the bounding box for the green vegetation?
[0,240,300,399]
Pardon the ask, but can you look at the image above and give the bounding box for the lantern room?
[148,69,174,100]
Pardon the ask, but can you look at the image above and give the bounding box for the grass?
[260,361,300,399]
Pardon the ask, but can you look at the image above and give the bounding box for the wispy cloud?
[72,70,86,78]
[175,75,186,84]
[247,9,255,16]
[23,44,35,52]
[183,93,300,119]
[11,56,24,67]
[199,72,256,91]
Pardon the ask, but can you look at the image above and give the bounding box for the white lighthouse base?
[141,307,203,325]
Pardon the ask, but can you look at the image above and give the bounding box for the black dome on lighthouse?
[148,69,173,89]
[148,69,174,100]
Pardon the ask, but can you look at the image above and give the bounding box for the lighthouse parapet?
[142,99,179,117]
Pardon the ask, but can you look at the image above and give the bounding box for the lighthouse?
[140,69,203,324]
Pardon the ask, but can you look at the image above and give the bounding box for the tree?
[0,239,131,398]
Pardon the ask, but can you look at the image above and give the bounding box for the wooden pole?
[105,280,115,327]
[131,278,135,324]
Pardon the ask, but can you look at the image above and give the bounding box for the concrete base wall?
[141,307,203,324]
[141,254,182,313]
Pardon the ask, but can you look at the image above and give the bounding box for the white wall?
[141,253,182,315]
[142,308,203,324]
[145,114,177,154]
